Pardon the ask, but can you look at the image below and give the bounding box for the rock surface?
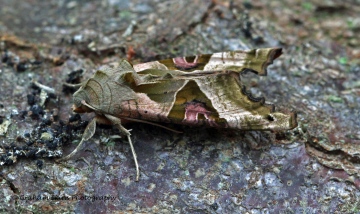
[1,0,359,213]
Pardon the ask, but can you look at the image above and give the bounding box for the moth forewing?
[132,48,282,75]
[61,48,297,181]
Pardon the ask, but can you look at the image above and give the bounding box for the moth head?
[72,89,94,113]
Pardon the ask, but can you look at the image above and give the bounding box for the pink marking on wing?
[183,102,219,127]
[173,56,199,70]
[133,61,168,72]
[117,93,172,122]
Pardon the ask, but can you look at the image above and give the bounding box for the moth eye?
[144,111,148,114]
[164,91,168,94]
[267,114,275,121]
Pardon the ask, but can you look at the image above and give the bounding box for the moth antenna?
[104,114,140,181]
[122,117,182,133]
[63,82,83,88]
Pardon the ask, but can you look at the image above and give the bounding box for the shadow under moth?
[59,48,297,181]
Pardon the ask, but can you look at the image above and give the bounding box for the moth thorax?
[72,90,93,113]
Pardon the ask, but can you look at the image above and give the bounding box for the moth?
[59,48,297,181]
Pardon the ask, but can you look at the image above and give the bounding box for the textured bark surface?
[1,0,359,213]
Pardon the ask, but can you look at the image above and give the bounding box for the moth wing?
[133,48,282,76]
[73,60,138,112]
[94,48,296,131]
[97,59,134,76]
[130,70,295,130]
[165,72,295,130]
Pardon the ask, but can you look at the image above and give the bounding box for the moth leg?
[104,114,140,181]
[56,117,97,162]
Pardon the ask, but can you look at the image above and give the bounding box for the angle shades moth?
[58,48,297,181]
